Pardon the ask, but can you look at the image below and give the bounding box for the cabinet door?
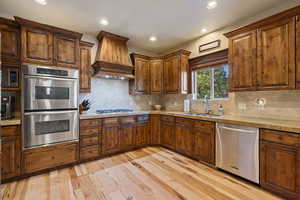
[161,121,175,149]
[21,27,53,65]
[102,126,120,154]
[2,136,20,180]
[80,44,92,92]
[150,115,161,145]
[257,18,296,90]
[229,31,256,91]
[54,34,80,68]
[136,122,150,146]
[0,25,20,65]
[194,128,215,165]
[120,124,135,150]
[135,57,150,94]
[164,56,180,94]
[296,16,300,89]
[175,124,194,156]
[260,141,300,199]
[150,59,163,94]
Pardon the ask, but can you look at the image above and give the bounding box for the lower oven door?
[23,110,79,149]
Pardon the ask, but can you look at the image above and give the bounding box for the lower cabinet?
[120,123,136,150]
[22,142,79,174]
[193,121,215,165]
[150,115,161,145]
[260,129,300,200]
[2,136,21,180]
[102,125,120,154]
[161,119,175,150]
[175,118,194,156]
[136,121,150,146]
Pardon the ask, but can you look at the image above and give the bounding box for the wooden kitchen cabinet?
[1,126,21,181]
[102,118,120,154]
[54,34,80,68]
[175,118,194,156]
[257,17,296,90]
[0,17,20,66]
[193,121,215,165]
[161,116,175,150]
[15,17,82,68]
[150,115,161,145]
[79,41,93,93]
[130,54,150,94]
[164,50,191,94]
[296,15,300,89]
[136,116,150,147]
[150,58,164,94]
[120,117,136,150]
[228,30,257,91]
[260,129,300,200]
[20,26,54,65]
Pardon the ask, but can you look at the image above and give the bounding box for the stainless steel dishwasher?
[216,123,259,183]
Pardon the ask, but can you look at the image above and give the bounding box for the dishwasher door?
[216,123,259,183]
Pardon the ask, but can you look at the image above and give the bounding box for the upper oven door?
[23,75,78,111]
[23,110,79,148]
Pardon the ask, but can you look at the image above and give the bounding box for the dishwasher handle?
[219,126,258,134]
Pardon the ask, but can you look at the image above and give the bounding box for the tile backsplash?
[161,90,300,120]
[79,78,160,113]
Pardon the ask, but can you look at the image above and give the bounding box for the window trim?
[192,63,229,101]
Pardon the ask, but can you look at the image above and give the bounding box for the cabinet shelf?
[1,88,20,91]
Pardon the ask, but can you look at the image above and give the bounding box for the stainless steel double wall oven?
[22,65,79,149]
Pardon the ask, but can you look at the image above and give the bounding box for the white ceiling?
[0,0,295,53]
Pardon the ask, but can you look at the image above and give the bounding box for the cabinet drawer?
[22,142,78,174]
[80,145,99,160]
[137,115,149,122]
[2,126,19,137]
[80,128,99,137]
[261,129,300,147]
[194,120,214,132]
[161,115,175,122]
[80,119,101,128]
[120,116,136,124]
[80,135,98,147]
[176,117,193,126]
[103,118,119,127]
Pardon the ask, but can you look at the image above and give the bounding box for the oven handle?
[24,110,78,115]
[24,75,78,81]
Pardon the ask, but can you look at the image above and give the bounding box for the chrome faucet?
[203,95,212,114]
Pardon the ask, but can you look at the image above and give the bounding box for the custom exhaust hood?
[92,31,135,80]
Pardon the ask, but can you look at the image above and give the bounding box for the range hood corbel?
[92,31,135,80]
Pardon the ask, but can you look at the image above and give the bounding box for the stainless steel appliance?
[216,123,259,183]
[22,65,79,149]
[23,65,78,111]
[1,95,15,120]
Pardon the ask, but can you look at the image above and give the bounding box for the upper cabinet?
[130,49,191,95]
[228,31,256,91]
[150,58,164,94]
[257,18,295,90]
[15,17,82,68]
[79,41,94,93]
[0,17,20,66]
[225,6,300,91]
[130,54,150,94]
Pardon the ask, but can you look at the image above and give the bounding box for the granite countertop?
[0,118,21,126]
[80,111,300,134]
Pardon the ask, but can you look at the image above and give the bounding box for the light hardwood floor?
[0,147,283,200]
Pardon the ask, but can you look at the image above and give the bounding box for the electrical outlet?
[238,103,247,110]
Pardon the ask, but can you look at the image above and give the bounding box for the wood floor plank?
[0,147,284,200]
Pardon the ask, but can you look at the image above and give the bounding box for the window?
[193,64,229,100]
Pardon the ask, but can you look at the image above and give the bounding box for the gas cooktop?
[96,109,134,114]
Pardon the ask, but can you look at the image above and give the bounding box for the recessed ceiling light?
[100,19,109,26]
[201,28,207,33]
[149,36,157,42]
[34,0,47,5]
[207,0,218,9]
